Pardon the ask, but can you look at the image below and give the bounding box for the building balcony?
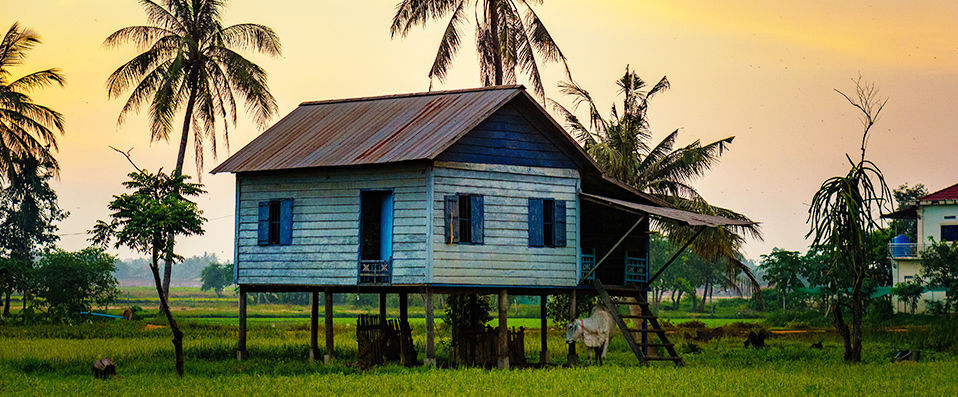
[888,243,922,259]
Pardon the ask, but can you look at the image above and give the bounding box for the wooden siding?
[436,102,577,169]
[430,163,579,286]
[236,165,429,285]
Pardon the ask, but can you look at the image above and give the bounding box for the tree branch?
[109,146,142,172]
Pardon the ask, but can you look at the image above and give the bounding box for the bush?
[32,247,118,322]
[865,297,894,323]
[785,320,812,330]
[546,292,597,325]
[676,320,706,328]
[442,294,492,330]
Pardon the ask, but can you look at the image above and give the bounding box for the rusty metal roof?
[211,85,525,173]
[580,193,756,228]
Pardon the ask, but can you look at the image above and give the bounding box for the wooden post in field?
[567,290,577,365]
[424,289,436,366]
[540,294,549,364]
[237,285,248,360]
[309,290,321,361]
[379,293,387,324]
[399,292,409,366]
[497,289,509,370]
[324,288,334,364]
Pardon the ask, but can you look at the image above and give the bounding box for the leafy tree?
[0,156,66,315]
[806,77,891,362]
[200,261,233,297]
[0,23,65,178]
[552,66,761,290]
[890,183,927,241]
[546,292,597,325]
[891,280,924,314]
[91,168,206,377]
[33,247,118,322]
[759,249,805,311]
[389,0,570,99]
[105,0,282,176]
[921,240,958,312]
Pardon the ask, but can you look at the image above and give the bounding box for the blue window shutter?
[555,200,566,247]
[471,195,484,244]
[444,195,459,244]
[528,198,544,247]
[279,198,294,245]
[257,201,269,246]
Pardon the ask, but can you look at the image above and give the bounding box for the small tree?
[921,240,958,312]
[806,77,891,363]
[200,261,233,297]
[0,156,66,315]
[891,280,924,314]
[759,249,805,311]
[33,247,118,322]
[91,167,205,377]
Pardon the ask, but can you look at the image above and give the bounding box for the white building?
[885,183,958,312]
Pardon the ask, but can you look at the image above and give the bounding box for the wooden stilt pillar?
[540,294,549,364]
[497,289,509,370]
[237,286,248,360]
[379,293,387,324]
[424,289,436,366]
[567,290,578,365]
[399,292,409,366]
[324,289,334,364]
[309,291,321,360]
[642,290,649,356]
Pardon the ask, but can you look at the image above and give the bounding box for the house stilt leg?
[424,289,436,366]
[309,290,321,361]
[237,286,248,361]
[324,289,334,364]
[399,292,409,366]
[498,289,509,370]
[540,294,549,364]
[567,290,578,365]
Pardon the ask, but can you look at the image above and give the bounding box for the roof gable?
[435,98,578,169]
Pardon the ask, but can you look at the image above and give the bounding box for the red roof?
[921,183,958,202]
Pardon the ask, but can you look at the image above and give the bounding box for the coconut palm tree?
[105,0,282,176]
[552,66,761,287]
[0,23,65,180]
[390,0,569,99]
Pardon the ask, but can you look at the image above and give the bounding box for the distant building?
[884,183,958,312]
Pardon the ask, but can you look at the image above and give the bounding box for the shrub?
[676,320,706,328]
[32,247,118,322]
[785,320,812,330]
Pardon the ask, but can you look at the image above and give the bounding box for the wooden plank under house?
[212,85,751,368]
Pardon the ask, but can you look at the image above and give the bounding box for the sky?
[2,0,957,263]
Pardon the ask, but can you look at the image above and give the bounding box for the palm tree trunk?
[174,75,199,175]
[486,0,503,85]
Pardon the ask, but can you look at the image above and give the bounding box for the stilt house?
[212,85,749,367]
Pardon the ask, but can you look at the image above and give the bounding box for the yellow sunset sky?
[2,0,957,262]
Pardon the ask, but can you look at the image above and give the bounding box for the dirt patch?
[144,324,167,331]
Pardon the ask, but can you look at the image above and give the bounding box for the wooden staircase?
[594,279,683,366]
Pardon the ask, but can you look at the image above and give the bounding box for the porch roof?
[579,192,755,228]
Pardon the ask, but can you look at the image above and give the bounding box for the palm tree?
[552,66,762,287]
[390,0,569,99]
[105,0,282,176]
[0,23,65,180]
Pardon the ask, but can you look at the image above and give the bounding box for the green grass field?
[2,288,956,395]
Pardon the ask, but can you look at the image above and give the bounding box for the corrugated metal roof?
[211,85,524,173]
[580,193,756,228]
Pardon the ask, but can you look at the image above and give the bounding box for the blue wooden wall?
[430,162,579,287]
[235,165,428,285]
[436,102,577,169]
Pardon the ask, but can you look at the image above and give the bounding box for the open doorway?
[359,190,393,284]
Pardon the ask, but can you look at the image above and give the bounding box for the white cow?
[565,306,614,364]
